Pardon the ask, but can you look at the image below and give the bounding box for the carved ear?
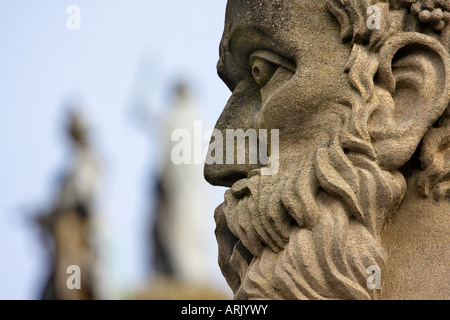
[369,33,450,170]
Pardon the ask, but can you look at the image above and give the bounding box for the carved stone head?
[205,0,449,300]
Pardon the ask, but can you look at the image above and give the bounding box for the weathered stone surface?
[204,0,449,300]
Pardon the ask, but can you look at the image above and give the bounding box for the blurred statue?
[37,109,100,300]
[152,83,209,282]
[131,80,228,299]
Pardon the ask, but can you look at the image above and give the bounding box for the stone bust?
[204,0,449,300]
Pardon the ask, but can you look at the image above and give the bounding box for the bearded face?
[205,0,450,300]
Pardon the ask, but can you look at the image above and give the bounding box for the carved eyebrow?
[218,27,295,92]
[249,50,296,73]
[228,26,296,72]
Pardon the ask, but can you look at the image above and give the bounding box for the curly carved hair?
[327,0,450,201]
[327,0,450,49]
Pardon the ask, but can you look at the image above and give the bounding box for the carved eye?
[249,51,296,88]
[251,58,277,87]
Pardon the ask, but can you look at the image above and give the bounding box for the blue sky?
[0,0,231,299]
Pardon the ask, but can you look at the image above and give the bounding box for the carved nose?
[204,162,256,187]
[203,128,263,187]
[205,78,263,187]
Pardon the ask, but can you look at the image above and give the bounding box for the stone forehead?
[220,0,340,64]
[224,0,334,33]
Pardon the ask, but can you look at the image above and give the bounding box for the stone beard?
[206,0,450,300]
[215,98,406,300]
